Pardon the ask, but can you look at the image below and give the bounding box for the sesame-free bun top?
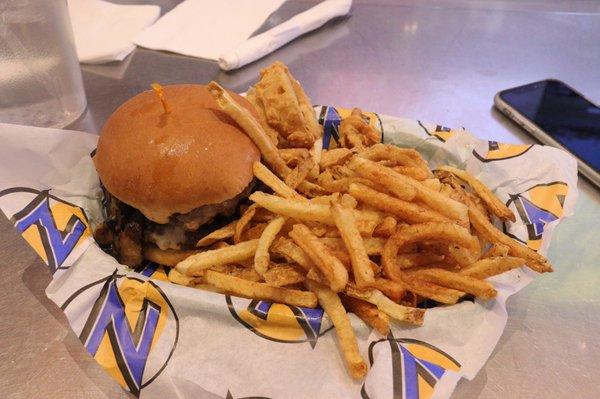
[95,84,260,224]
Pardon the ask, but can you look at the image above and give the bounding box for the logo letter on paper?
[362,338,461,399]
[72,275,178,396]
[0,188,91,272]
[505,181,568,251]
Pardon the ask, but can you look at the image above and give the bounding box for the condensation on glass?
[0,0,86,128]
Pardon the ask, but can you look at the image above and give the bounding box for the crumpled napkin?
[133,0,286,61]
[219,0,352,71]
[68,0,160,64]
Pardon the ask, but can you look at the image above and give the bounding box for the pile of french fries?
[168,62,552,380]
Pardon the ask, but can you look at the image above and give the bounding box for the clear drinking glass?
[0,0,87,128]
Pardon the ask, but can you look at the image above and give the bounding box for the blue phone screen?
[500,80,600,171]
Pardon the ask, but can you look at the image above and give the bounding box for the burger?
[94,84,260,267]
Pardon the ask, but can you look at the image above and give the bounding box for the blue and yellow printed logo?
[317,106,383,150]
[417,121,458,143]
[505,181,568,251]
[0,187,91,273]
[362,338,460,399]
[62,272,178,396]
[473,141,533,162]
[138,261,170,282]
[227,296,333,347]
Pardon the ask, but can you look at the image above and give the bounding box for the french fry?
[296,180,328,197]
[306,267,325,284]
[143,246,202,267]
[254,216,286,275]
[348,156,417,201]
[468,207,552,272]
[351,157,468,223]
[331,202,375,287]
[322,226,343,237]
[445,244,481,267]
[252,207,276,222]
[289,224,349,292]
[253,161,306,201]
[358,143,423,168]
[395,252,446,269]
[450,180,553,273]
[234,204,257,243]
[348,183,450,224]
[373,216,397,237]
[391,166,430,181]
[249,191,381,234]
[263,264,306,287]
[308,137,323,180]
[310,193,341,205]
[207,81,290,177]
[482,243,510,258]
[307,222,328,237]
[320,237,386,255]
[439,183,454,197]
[228,266,262,282]
[209,241,231,250]
[320,176,376,194]
[400,291,418,308]
[460,256,525,279]
[340,193,358,208]
[305,280,368,379]
[340,294,390,335]
[355,209,382,236]
[176,239,259,276]
[246,86,279,145]
[205,270,317,308]
[196,221,236,247]
[320,148,355,169]
[407,268,497,299]
[168,268,195,286]
[466,191,491,221]
[310,137,323,162]
[401,274,464,304]
[369,260,382,275]
[329,165,357,179]
[271,237,316,271]
[339,108,381,150]
[241,223,268,241]
[285,157,315,189]
[437,165,516,222]
[421,178,441,191]
[382,223,479,282]
[279,148,310,167]
[368,278,407,302]
[325,246,351,267]
[251,191,332,223]
[345,283,424,325]
[320,247,380,275]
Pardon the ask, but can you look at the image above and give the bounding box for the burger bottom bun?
[143,246,201,267]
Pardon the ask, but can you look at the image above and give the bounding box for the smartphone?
[494,79,600,187]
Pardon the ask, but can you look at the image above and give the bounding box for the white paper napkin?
[68,0,160,64]
[219,0,352,71]
[133,0,286,61]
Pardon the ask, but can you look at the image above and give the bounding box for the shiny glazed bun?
[95,84,260,224]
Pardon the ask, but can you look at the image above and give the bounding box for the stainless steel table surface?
[1,1,599,398]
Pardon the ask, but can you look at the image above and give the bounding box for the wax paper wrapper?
[0,106,578,399]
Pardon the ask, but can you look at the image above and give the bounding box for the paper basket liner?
[0,107,578,399]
